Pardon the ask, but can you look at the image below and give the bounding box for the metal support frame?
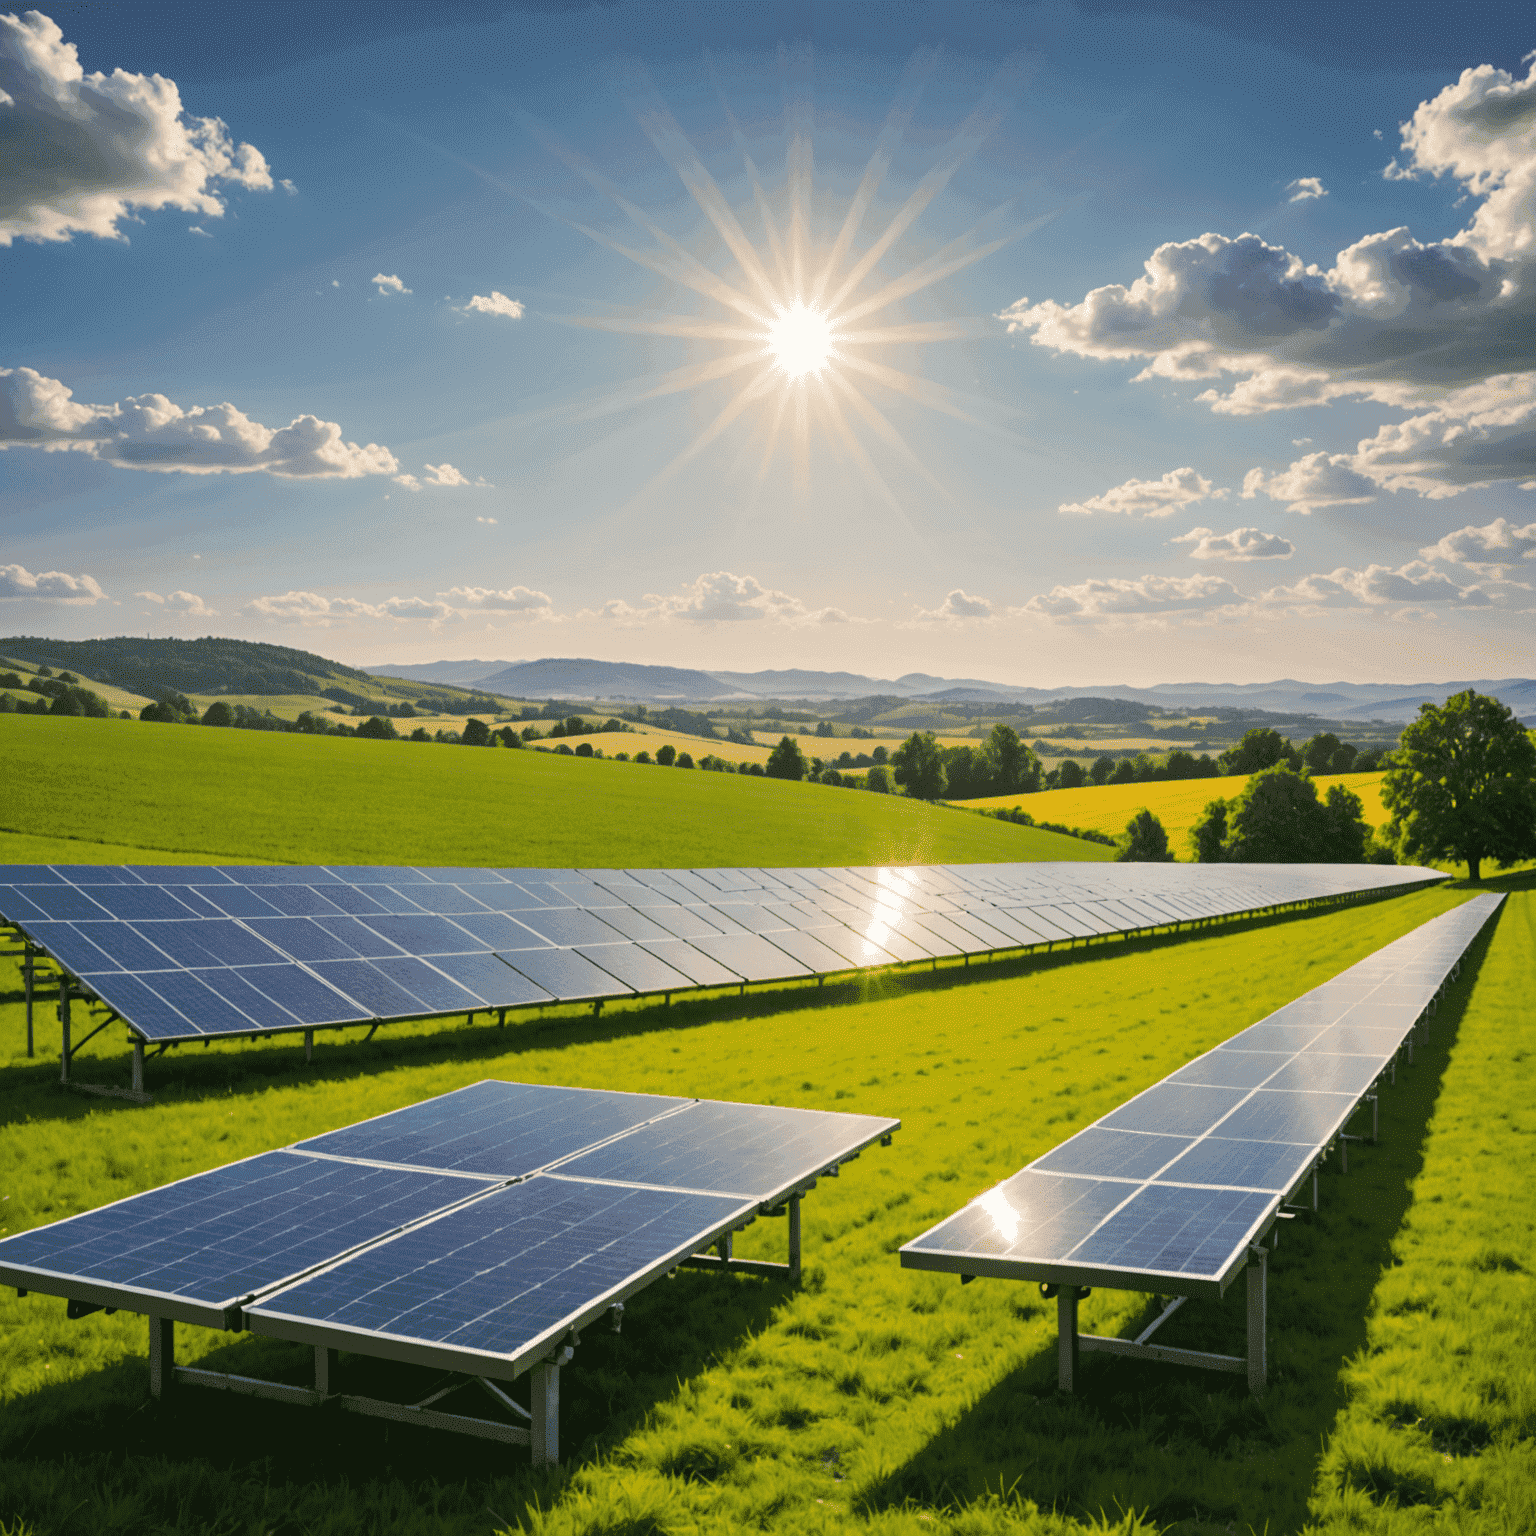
[1049,1240,1268,1396]
[58,983,70,1085]
[680,1191,804,1281]
[304,1030,313,1065]
[149,1315,174,1399]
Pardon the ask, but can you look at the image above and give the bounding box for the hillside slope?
[0,714,1111,867]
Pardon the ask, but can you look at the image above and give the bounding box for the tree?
[1301,732,1342,774]
[1210,763,1373,863]
[815,720,836,737]
[575,741,593,757]
[891,731,946,799]
[655,743,677,767]
[202,701,234,727]
[356,715,399,740]
[1220,727,1296,777]
[1056,758,1087,789]
[866,765,893,793]
[675,751,694,769]
[1382,688,1536,881]
[1321,782,1369,863]
[1118,809,1174,862]
[981,723,1040,794]
[1190,798,1229,862]
[764,735,807,780]
[1090,754,1116,786]
[461,717,491,747]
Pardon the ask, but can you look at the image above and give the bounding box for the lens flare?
[767,301,833,378]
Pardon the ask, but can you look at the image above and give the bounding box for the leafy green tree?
[1301,732,1342,774]
[815,720,836,737]
[1056,758,1087,789]
[1321,782,1369,862]
[866,764,893,793]
[1109,757,1136,785]
[139,701,178,724]
[461,717,491,747]
[409,726,431,742]
[764,735,807,780]
[575,741,593,757]
[1118,809,1174,862]
[870,745,888,765]
[675,751,694,769]
[635,751,653,764]
[1220,727,1297,776]
[891,731,947,799]
[1382,689,1536,880]
[655,743,677,767]
[202,701,234,727]
[818,766,844,786]
[1209,764,1371,862]
[1190,798,1230,862]
[1089,754,1116,785]
[356,715,399,740]
[981,723,1040,794]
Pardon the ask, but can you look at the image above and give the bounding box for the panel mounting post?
[304,1029,313,1065]
[58,983,70,1085]
[1246,1245,1267,1396]
[787,1192,802,1282]
[1057,1285,1080,1392]
[314,1345,334,1395]
[132,1039,144,1095]
[23,948,34,1058]
[149,1315,174,1399]
[530,1359,560,1465]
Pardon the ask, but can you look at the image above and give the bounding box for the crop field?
[0,714,1107,870]
[959,774,1389,856]
[2,865,1530,1536]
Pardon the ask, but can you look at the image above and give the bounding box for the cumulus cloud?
[0,365,400,479]
[1260,561,1492,609]
[595,571,849,627]
[245,590,455,625]
[1241,451,1380,512]
[1023,572,1244,619]
[136,588,216,616]
[372,273,410,296]
[914,589,994,621]
[999,57,1536,497]
[441,585,552,614]
[0,10,271,246]
[1286,176,1328,202]
[1420,516,1536,569]
[464,291,524,319]
[1172,526,1295,561]
[0,562,106,602]
[393,462,490,491]
[1059,466,1222,518]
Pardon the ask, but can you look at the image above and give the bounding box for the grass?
[0,713,1109,869]
[2,862,1530,1535]
[958,774,1388,856]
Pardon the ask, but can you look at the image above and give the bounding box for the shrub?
[635,751,653,764]
[575,741,593,757]
[655,743,677,767]
[765,735,807,780]
[866,765,893,793]
[461,717,492,747]
[355,715,399,740]
[1118,809,1175,862]
[675,752,695,769]
[202,701,234,727]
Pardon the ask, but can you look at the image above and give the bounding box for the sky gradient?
[3,0,1534,685]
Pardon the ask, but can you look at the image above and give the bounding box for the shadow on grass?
[1,1261,789,1534]
[857,907,1502,1536]
[0,884,1441,1127]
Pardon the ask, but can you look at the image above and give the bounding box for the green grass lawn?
[0,713,1109,868]
[3,869,1530,1536]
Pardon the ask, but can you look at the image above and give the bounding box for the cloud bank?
[1172,526,1295,561]
[464,292,524,319]
[0,562,106,602]
[137,588,216,616]
[1059,466,1221,518]
[0,10,271,246]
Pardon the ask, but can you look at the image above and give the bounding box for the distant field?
[2,876,1526,1535]
[960,771,1389,855]
[0,655,153,715]
[0,713,1110,868]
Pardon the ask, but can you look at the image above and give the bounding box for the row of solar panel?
[900,895,1501,1292]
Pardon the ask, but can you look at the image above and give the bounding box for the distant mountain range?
[367,656,1536,725]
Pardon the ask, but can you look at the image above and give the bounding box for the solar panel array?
[0,861,1441,1045]
[0,1081,899,1367]
[900,894,1502,1299]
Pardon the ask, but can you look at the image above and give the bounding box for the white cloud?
[280,178,296,195]
[372,273,410,296]
[914,589,994,621]
[393,462,490,491]
[1241,451,1380,512]
[0,563,106,603]
[999,58,1536,497]
[476,515,498,525]
[244,590,454,625]
[1059,466,1222,518]
[1172,526,1295,561]
[1023,572,1244,619]
[0,10,271,246]
[441,585,551,614]
[1286,176,1328,202]
[1420,516,1536,568]
[594,571,849,627]
[136,588,216,616]
[188,224,212,238]
[1260,560,1492,609]
[464,291,524,320]
[0,365,400,479]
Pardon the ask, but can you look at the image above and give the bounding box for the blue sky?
[3,0,1534,684]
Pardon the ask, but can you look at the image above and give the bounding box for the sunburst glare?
[767,301,835,379]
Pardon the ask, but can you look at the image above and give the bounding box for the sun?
[767,301,834,379]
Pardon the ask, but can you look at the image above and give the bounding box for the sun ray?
[811,373,901,512]
[781,40,815,298]
[562,349,767,424]
[823,370,954,503]
[809,47,935,307]
[835,318,994,345]
[552,314,766,342]
[836,350,1022,440]
[630,364,783,501]
[822,54,1033,315]
[708,56,792,291]
[755,382,793,486]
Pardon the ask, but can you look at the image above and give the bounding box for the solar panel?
[0,862,1451,1059]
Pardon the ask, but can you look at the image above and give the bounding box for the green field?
[1,714,1530,1536]
[0,713,1109,868]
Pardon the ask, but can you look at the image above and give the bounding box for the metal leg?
[788,1193,802,1282]
[314,1345,334,1395]
[304,1029,313,1065]
[149,1315,174,1399]
[1312,1165,1318,1211]
[530,1360,560,1465]
[132,1040,144,1094]
[24,951,34,1058]
[58,985,70,1085]
[1246,1245,1267,1395]
[1371,1093,1379,1145]
[1057,1286,1080,1392]
[716,1232,733,1262]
